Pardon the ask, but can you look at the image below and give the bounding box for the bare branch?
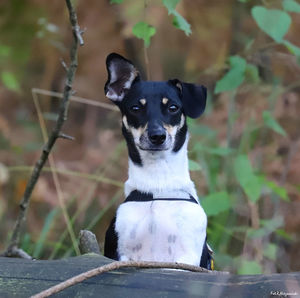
[60,58,69,72]
[2,0,83,257]
[31,260,228,298]
[0,247,32,259]
[58,133,75,141]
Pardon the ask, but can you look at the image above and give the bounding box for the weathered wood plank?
[0,254,299,297]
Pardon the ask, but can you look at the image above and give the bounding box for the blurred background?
[0,0,299,274]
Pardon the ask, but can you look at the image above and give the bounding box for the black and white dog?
[104,53,213,269]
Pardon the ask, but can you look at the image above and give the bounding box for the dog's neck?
[124,138,197,199]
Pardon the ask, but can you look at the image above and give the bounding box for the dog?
[103,53,213,269]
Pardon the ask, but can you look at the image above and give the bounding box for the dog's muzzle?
[138,126,171,151]
[148,128,166,145]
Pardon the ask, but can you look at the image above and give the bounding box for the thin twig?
[31,260,228,298]
[32,88,118,111]
[32,90,80,256]
[2,0,83,257]
[8,166,124,188]
[58,132,75,140]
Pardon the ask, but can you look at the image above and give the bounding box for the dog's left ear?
[168,79,207,119]
[104,53,140,102]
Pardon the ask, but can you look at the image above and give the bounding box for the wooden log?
[0,254,299,297]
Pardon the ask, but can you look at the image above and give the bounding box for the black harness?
[124,190,199,204]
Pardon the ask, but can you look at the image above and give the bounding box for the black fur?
[200,238,213,270]
[122,124,142,166]
[168,79,207,119]
[104,53,212,269]
[104,216,118,260]
[173,121,188,153]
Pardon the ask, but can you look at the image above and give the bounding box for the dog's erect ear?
[169,79,207,119]
[104,53,140,102]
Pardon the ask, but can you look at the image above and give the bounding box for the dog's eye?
[168,104,179,113]
[130,105,140,112]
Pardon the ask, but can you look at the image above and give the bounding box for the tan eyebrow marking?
[139,98,147,105]
[162,97,169,105]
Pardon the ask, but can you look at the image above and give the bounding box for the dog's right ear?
[104,53,140,103]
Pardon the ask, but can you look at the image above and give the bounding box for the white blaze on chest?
[115,200,207,266]
[125,138,197,198]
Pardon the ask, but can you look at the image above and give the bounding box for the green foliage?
[132,22,156,47]
[234,155,262,202]
[245,64,260,84]
[1,71,20,91]
[282,0,300,13]
[214,56,246,93]
[251,6,291,42]
[110,0,124,3]
[247,217,284,238]
[33,209,59,258]
[263,243,277,261]
[162,0,191,35]
[201,192,231,216]
[188,159,202,171]
[263,111,287,136]
[193,144,234,156]
[162,0,180,11]
[282,40,300,64]
[264,179,289,201]
[238,260,263,275]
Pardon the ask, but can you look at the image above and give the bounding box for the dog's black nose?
[149,132,166,145]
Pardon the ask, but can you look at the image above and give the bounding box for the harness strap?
[124,190,199,204]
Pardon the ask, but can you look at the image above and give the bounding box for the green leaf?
[263,243,277,261]
[263,111,286,136]
[261,216,284,231]
[201,191,231,216]
[192,144,234,156]
[276,229,293,240]
[248,217,284,239]
[0,45,10,57]
[245,64,260,83]
[283,0,300,12]
[264,179,289,201]
[172,11,191,36]
[189,159,202,171]
[1,71,20,91]
[132,22,156,47]
[110,0,124,3]
[162,0,180,13]
[282,40,300,64]
[214,56,246,93]
[251,6,291,42]
[238,260,263,275]
[33,209,58,258]
[234,155,262,202]
[162,0,191,35]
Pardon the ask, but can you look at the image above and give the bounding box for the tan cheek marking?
[162,97,169,105]
[163,124,176,136]
[122,115,129,130]
[131,123,148,139]
[139,98,147,105]
[179,114,185,128]
[163,115,185,136]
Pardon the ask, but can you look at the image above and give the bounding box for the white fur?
[115,200,207,266]
[124,138,197,198]
[115,134,207,266]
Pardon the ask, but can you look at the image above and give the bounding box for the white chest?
[115,200,207,266]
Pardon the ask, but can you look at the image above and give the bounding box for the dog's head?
[104,53,207,164]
